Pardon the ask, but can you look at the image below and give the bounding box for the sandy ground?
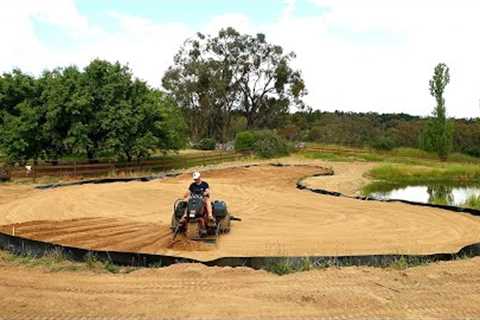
[1,163,480,260]
[299,161,377,195]
[1,160,480,319]
[1,258,480,319]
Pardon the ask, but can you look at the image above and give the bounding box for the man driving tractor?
[182,171,216,227]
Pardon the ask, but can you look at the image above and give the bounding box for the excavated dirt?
[1,258,480,319]
[1,164,480,261]
[1,161,480,319]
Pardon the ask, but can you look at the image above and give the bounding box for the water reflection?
[369,184,480,207]
[427,184,454,205]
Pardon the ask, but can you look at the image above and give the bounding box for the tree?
[420,63,454,160]
[0,60,187,162]
[0,70,46,162]
[80,60,186,161]
[163,29,241,142]
[104,85,186,161]
[163,27,307,141]
[0,101,46,163]
[233,32,306,128]
[0,69,38,118]
[80,59,135,159]
[41,66,91,160]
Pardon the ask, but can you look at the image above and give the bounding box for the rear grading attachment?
[170,194,240,244]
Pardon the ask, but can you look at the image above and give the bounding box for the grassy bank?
[362,162,480,197]
[301,144,480,209]
[302,145,479,166]
[361,162,480,209]
[0,249,135,273]
[464,195,480,209]
[366,163,480,184]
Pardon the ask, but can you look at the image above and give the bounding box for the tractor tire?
[170,214,179,232]
[219,214,231,234]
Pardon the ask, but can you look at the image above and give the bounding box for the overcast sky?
[1,0,479,118]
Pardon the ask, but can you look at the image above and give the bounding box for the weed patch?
[0,249,132,273]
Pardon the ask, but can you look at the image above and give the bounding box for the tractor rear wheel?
[219,214,231,233]
[170,214,179,231]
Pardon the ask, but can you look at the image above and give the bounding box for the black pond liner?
[1,164,479,270]
[35,172,182,190]
[33,164,267,190]
[296,177,480,217]
[1,230,480,270]
[33,163,325,190]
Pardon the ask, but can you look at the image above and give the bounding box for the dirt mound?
[1,256,480,319]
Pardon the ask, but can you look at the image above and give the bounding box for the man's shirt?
[189,181,209,196]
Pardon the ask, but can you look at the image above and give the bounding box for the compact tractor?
[170,194,240,243]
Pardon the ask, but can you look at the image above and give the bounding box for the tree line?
[0,59,185,162]
[283,63,472,160]
[0,26,477,163]
[279,110,479,158]
[1,27,306,163]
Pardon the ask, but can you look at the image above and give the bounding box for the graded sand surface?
[1,160,480,319]
[1,258,480,319]
[1,163,480,260]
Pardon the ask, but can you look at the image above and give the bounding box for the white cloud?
[303,0,480,117]
[1,0,479,118]
[205,13,252,34]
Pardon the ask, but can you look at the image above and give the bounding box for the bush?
[464,146,480,158]
[0,167,10,182]
[253,130,289,159]
[234,131,257,151]
[370,136,396,151]
[235,130,289,158]
[195,138,216,150]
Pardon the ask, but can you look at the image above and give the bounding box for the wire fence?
[4,151,249,181]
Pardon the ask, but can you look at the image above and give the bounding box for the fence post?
[110,160,115,176]
[73,161,77,177]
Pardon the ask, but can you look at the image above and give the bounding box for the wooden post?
[73,161,77,177]
[110,160,115,176]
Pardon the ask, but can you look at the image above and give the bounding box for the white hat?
[192,171,201,180]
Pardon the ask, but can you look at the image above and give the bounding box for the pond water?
[368,184,480,207]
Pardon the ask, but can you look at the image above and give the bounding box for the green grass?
[302,152,353,162]
[264,255,435,275]
[463,195,480,209]
[0,249,134,273]
[366,163,480,184]
[302,145,480,167]
[387,256,428,270]
[302,144,480,203]
[265,257,333,275]
[362,163,480,196]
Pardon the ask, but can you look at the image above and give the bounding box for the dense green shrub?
[234,131,257,151]
[0,61,187,162]
[253,130,289,159]
[195,138,216,150]
[370,136,396,151]
[464,146,480,158]
[235,130,289,158]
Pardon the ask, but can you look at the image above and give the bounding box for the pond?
[367,183,480,207]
